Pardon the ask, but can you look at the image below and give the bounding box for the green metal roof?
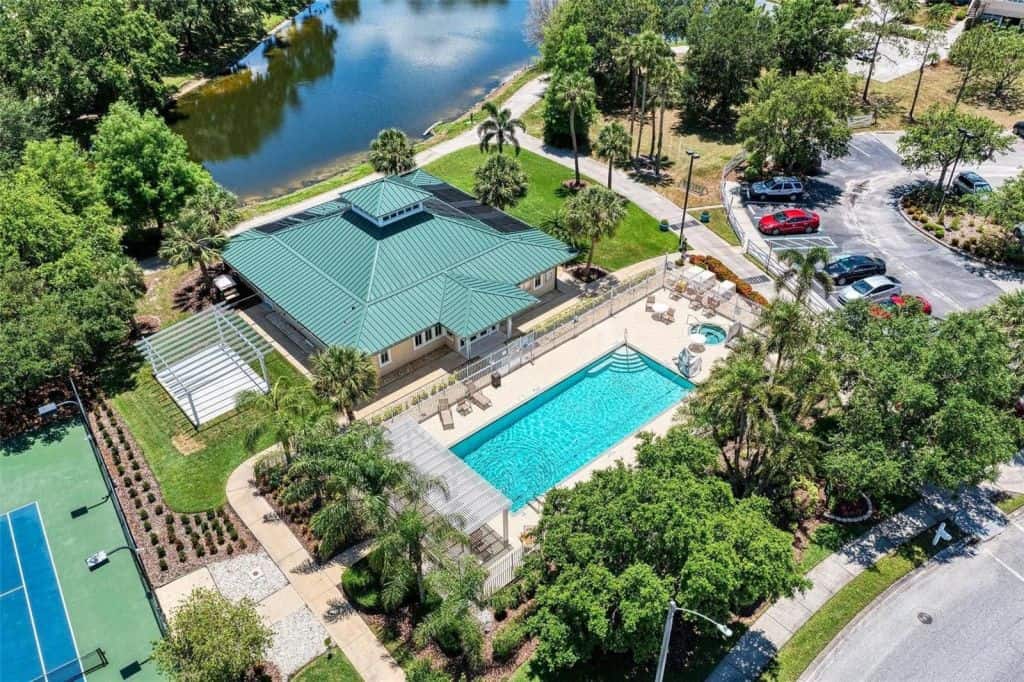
[225,173,575,353]
[340,177,434,219]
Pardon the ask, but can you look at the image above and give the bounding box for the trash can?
[491,372,501,388]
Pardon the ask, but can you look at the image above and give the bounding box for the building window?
[378,349,391,366]
[534,274,543,288]
[414,324,443,349]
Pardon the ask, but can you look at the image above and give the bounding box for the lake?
[170,0,535,200]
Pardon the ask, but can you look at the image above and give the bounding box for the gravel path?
[209,551,288,603]
[266,607,329,678]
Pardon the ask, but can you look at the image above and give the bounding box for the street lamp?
[938,127,974,214]
[654,600,732,682]
[679,150,700,253]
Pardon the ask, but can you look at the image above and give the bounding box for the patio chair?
[456,400,472,416]
[662,307,676,324]
[468,382,492,410]
[438,397,454,430]
[645,295,656,311]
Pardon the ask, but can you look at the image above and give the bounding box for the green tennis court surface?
[1,420,163,681]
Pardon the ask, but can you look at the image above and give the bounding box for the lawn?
[137,263,193,326]
[240,162,376,219]
[521,100,742,210]
[425,147,672,272]
[701,207,740,247]
[110,352,307,512]
[797,521,871,575]
[867,61,1022,131]
[292,649,363,682]
[996,493,1024,516]
[764,525,958,682]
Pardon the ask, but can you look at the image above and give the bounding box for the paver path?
[708,487,1007,681]
[227,453,404,682]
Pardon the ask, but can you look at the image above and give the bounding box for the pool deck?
[420,296,733,552]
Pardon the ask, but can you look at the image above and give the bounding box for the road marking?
[985,549,1024,585]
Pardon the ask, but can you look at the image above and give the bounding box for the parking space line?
[985,549,1024,585]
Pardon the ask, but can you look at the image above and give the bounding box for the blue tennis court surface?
[1,502,82,682]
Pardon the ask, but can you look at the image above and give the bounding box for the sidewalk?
[226,453,404,682]
[515,134,774,298]
[708,486,1006,681]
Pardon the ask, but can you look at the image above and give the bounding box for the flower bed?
[900,191,1024,266]
[687,254,770,306]
[90,401,255,586]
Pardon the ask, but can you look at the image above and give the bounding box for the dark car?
[1014,121,1024,138]
[824,254,886,286]
[757,208,820,235]
[953,171,992,195]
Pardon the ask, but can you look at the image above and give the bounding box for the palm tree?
[552,71,596,187]
[372,471,463,608]
[158,183,239,292]
[310,346,379,423]
[651,57,682,177]
[614,35,642,140]
[561,186,627,279]
[776,247,833,304]
[368,128,416,175]
[758,299,812,376]
[472,153,528,209]
[412,555,486,671]
[594,122,631,190]
[633,31,669,160]
[476,101,526,155]
[236,380,331,463]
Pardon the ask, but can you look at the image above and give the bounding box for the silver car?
[836,275,902,305]
[749,176,804,202]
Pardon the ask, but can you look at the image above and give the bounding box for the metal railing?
[366,266,666,425]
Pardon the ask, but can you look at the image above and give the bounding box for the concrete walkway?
[708,487,1007,681]
[226,453,404,682]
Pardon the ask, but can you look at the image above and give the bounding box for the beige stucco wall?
[519,267,557,296]
[979,0,1024,20]
[374,329,452,375]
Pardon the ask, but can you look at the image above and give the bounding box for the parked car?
[749,176,805,202]
[824,254,886,286]
[1013,121,1024,138]
[870,294,933,318]
[1016,395,1024,419]
[757,208,820,235]
[854,47,875,63]
[953,171,992,195]
[836,275,902,305]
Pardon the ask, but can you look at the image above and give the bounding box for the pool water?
[690,323,727,345]
[451,347,694,510]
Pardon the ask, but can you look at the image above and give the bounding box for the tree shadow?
[672,108,741,146]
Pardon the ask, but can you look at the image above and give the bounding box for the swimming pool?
[451,346,694,510]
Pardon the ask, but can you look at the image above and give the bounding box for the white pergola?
[386,416,511,545]
[135,304,272,428]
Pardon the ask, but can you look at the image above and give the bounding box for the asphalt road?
[803,519,1024,682]
[743,133,1024,318]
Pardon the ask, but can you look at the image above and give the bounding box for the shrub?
[117,465,125,475]
[122,475,132,487]
[131,461,140,471]
[406,658,452,682]
[951,237,960,247]
[159,559,168,571]
[180,514,189,525]
[129,488,137,498]
[144,521,152,532]
[196,545,205,557]
[147,493,156,503]
[155,505,164,515]
[149,532,159,545]
[206,510,214,521]
[934,227,945,239]
[142,481,150,491]
[134,471,142,481]
[157,546,166,558]
[489,585,521,620]
[178,551,186,562]
[227,545,234,555]
[491,621,529,663]
[140,509,149,521]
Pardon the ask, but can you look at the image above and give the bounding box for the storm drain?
[917,612,933,625]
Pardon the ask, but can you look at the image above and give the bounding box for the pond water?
[170,0,535,200]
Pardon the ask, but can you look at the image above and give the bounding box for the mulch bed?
[569,265,609,283]
[361,599,538,681]
[89,400,257,587]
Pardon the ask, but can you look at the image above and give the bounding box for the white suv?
[749,176,805,202]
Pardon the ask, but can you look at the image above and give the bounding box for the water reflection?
[171,0,533,199]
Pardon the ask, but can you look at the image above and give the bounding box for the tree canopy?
[473,154,529,210]
[773,0,855,75]
[737,70,855,174]
[523,430,804,673]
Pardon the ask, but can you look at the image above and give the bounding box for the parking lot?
[740,133,1024,318]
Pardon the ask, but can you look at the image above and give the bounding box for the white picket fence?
[482,545,533,598]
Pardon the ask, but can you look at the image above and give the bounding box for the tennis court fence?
[30,648,108,682]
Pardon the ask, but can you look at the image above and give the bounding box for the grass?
[137,263,192,326]
[764,525,958,682]
[521,100,741,210]
[425,147,673,272]
[797,521,871,575]
[240,162,376,219]
[110,352,307,512]
[701,207,740,247]
[292,649,363,682]
[867,61,1023,131]
[996,493,1024,515]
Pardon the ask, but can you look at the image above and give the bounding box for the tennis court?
[1,420,163,681]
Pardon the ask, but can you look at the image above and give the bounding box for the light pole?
[654,600,732,682]
[938,127,974,214]
[679,150,700,254]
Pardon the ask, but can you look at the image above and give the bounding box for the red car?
[869,294,933,318]
[758,208,820,235]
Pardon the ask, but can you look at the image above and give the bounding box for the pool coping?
[449,340,698,513]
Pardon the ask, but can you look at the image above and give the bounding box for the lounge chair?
[645,295,656,311]
[468,378,492,409]
[456,400,472,416]
[662,307,676,324]
[438,397,454,430]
